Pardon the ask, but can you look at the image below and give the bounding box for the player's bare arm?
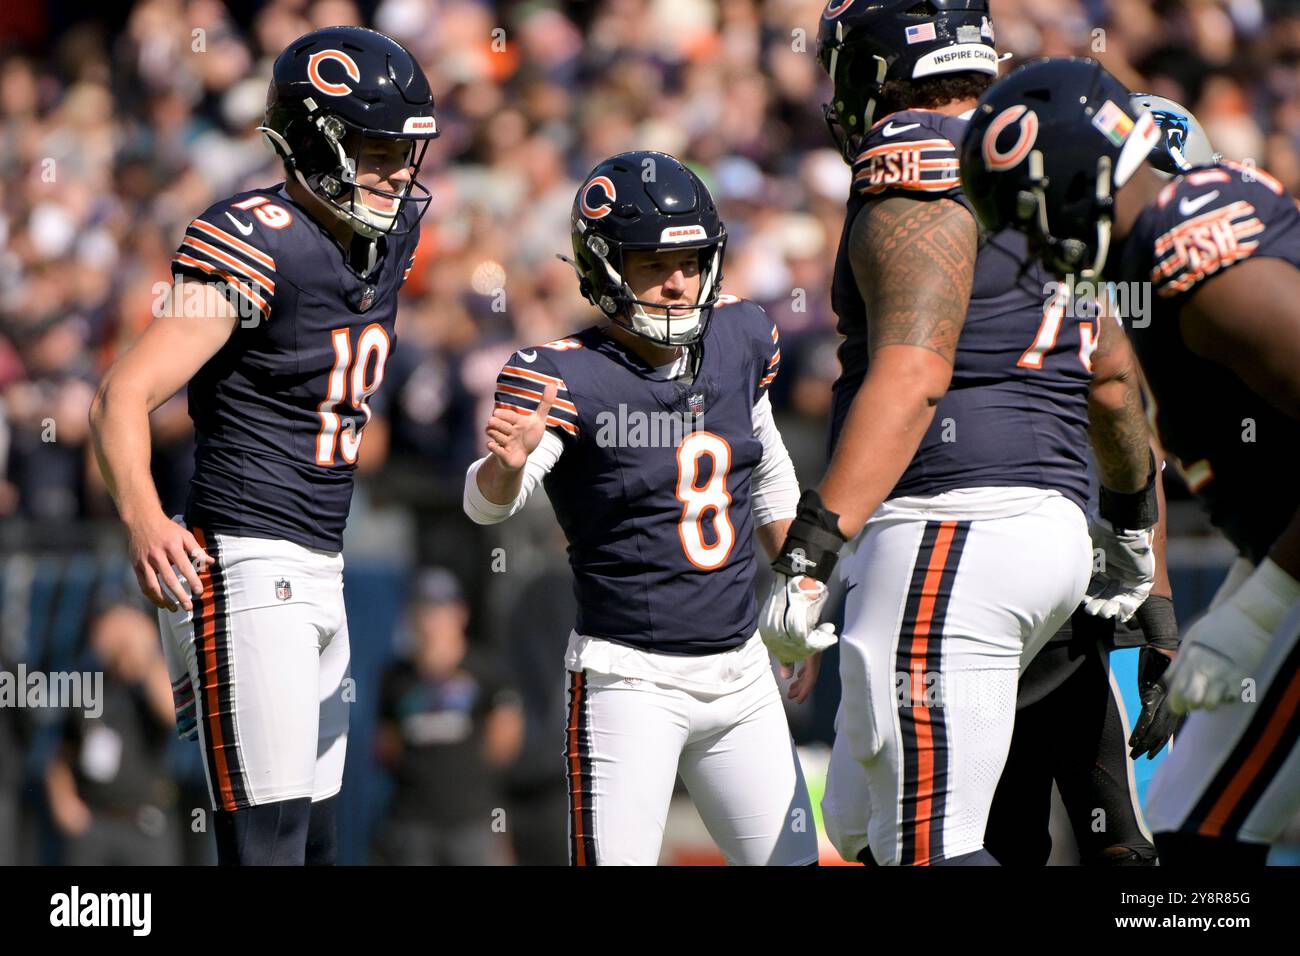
[1181,257,1300,422]
[755,518,793,562]
[760,195,976,667]
[1087,315,1151,493]
[89,281,237,611]
[820,194,977,538]
[476,382,557,505]
[1181,258,1300,579]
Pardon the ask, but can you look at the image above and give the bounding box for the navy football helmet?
[1130,92,1219,174]
[817,0,1000,162]
[562,151,726,346]
[959,58,1161,279]
[261,26,439,238]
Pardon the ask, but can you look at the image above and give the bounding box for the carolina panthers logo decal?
[982,104,1040,172]
[307,49,361,97]
[824,0,857,17]
[580,176,617,219]
[1151,110,1188,155]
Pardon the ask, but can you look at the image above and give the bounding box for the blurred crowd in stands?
[2,0,1299,863]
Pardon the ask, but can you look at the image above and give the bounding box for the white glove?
[1167,558,1300,714]
[1082,517,1155,623]
[759,574,838,667]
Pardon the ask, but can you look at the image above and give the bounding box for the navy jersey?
[493,298,782,655]
[1118,162,1300,562]
[829,110,1093,509]
[171,185,420,551]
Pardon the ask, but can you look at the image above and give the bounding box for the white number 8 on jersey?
[675,431,735,570]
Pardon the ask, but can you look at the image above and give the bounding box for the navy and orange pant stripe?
[191,528,249,812]
[895,519,970,866]
[566,671,596,865]
[1183,636,1300,841]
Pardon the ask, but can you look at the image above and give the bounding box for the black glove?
[1127,595,1180,760]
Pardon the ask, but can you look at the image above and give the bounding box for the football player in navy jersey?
[984,95,1213,868]
[772,1,1158,867]
[961,58,1300,865]
[463,151,819,866]
[89,26,438,865]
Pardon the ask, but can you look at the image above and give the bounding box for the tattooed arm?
[1087,312,1152,494]
[819,195,977,538]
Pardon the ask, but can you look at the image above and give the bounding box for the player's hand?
[485,383,557,472]
[1082,517,1155,623]
[760,575,838,667]
[1129,646,1178,759]
[1127,595,1180,759]
[781,651,822,704]
[1165,609,1270,715]
[761,490,847,666]
[1165,559,1298,714]
[126,511,212,612]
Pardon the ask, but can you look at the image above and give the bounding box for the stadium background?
[0,0,1297,864]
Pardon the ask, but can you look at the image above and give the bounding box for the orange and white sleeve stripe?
[171,217,278,322]
[495,363,580,437]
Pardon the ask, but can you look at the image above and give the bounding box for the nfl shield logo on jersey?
[275,578,292,601]
[688,392,706,415]
[358,284,376,312]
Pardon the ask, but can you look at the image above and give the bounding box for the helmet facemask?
[820,22,889,163]
[261,105,433,239]
[1016,108,1160,281]
[1019,150,1116,282]
[567,226,727,347]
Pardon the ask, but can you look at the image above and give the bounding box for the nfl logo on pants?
[275,578,292,601]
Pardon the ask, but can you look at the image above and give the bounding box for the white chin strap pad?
[626,302,703,343]
[625,246,722,344]
[349,187,399,233]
